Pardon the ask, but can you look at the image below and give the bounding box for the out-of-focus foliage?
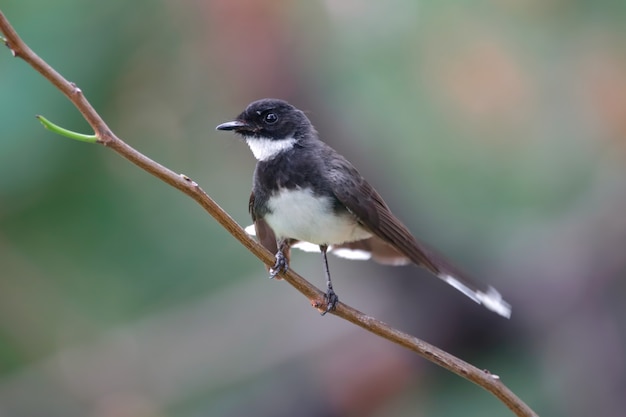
[0,1,624,416]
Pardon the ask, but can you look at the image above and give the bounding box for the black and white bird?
[216,98,511,318]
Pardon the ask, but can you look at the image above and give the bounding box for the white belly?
[265,188,372,245]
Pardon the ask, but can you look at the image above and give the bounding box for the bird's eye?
[263,112,278,124]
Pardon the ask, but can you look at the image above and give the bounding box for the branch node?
[483,369,501,380]
[0,35,16,56]
[311,298,333,315]
[180,174,198,187]
[69,82,83,95]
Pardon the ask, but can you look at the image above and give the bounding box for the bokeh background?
[1,1,625,416]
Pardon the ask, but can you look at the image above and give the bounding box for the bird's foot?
[320,287,338,316]
[269,251,288,279]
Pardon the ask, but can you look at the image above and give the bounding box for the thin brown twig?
[0,10,537,417]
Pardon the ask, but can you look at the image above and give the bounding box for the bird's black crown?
[216,98,311,140]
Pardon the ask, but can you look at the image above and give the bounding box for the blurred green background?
[1,1,625,416]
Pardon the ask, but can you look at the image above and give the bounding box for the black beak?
[216,120,248,131]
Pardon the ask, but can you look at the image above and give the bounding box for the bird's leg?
[269,238,291,279]
[320,244,338,315]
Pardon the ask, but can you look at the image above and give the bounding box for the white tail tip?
[441,274,512,318]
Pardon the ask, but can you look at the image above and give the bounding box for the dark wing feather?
[249,191,278,254]
[250,192,291,272]
[328,157,441,274]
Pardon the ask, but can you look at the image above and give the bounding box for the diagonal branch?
[0,10,537,417]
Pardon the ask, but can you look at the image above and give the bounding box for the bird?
[216,98,511,318]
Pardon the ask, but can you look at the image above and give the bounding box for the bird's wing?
[327,158,440,273]
[328,158,511,318]
[249,191,278,254]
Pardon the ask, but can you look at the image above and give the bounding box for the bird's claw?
[320,288,338,316]
[269,251,288,278]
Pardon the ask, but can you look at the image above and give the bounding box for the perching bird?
[216,98,511,318]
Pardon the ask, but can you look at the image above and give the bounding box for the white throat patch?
[244,136,296,161]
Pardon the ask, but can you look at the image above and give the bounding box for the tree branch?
[0,10,537,417]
